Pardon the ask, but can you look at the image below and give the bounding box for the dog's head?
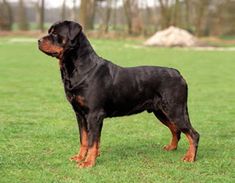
[38,21,82,58]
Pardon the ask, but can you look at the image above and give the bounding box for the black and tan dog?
[38,21,199,168]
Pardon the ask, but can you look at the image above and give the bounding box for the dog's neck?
[62,32,98,69]
[76,32,96,58]
[60,32,101,91]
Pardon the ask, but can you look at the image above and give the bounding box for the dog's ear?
[48,21,62,34]
[48,25,54,34]
[66,21,82,41]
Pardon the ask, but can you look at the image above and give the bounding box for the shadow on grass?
[95,139,191,167]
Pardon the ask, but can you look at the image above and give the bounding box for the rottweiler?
[38,21,200,168]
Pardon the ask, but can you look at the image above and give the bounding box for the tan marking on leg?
[164,123,179,151]
[70,128,88,162]
[97,139,101,157]
[79,142,98,168]
[182,133,196,162]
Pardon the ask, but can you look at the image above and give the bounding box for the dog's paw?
[78,161,95,168]
[163,144,177,151]
[70,155,85,163]
[182,154,195,162]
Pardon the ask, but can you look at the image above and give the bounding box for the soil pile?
[144,26,201,47]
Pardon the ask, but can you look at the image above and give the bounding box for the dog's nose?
[38,38,42,44]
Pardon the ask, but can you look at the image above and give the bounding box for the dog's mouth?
[38,42,62,58]
[39,48,58,57]
[38,46,56,57]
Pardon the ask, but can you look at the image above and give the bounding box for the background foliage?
[0,0,235,37]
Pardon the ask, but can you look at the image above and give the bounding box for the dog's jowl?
[38,21,200,168]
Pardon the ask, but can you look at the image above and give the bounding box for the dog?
[38,21,200,168]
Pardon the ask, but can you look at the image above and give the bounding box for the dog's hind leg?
[154,76,199,161]
[153,109,181,151]
[177,106,200,162]
[182,127,200,162]
[162,103,200,162]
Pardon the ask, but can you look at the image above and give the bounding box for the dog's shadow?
[96,138,210,166]
[97,139,186,166]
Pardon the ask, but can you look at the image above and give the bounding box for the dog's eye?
[51,33,64,44]
[57,35,64,44]
[52,34,58,38]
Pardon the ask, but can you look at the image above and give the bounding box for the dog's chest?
[66,93,87,109]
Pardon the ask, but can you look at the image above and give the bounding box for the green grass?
[0,37,235,183]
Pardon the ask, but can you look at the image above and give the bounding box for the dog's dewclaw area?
[0,37,234,183]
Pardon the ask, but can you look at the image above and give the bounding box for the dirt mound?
[144,26,201,47]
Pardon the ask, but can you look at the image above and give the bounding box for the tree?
[140,0,154,35]
[123,0,133,34]
[217,0,235,35]
[71,0,77,20]
[37,0,45,32]
[193,0,211,36]
[156,0,185,29]
[98,0,112,33]
[158,0,173,29]
[18,0,29,30]
[123,0,143,35]
[61,0,66,20]
[0,0,13,30]
[184,0,191,31]
[113,0,118,30]
[79,0,96,30]
[172,0,179,26]
[104,0,112,33]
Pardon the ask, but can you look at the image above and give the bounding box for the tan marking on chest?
[77,96,85,106]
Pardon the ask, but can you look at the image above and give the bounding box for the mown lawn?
[0,37,234,183]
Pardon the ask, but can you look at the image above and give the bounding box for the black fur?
[38,21,200,167]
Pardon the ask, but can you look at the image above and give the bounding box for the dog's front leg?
[79,111,104,168]
[70,113,88,163]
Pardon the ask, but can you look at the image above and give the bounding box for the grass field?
[0,37,234,183]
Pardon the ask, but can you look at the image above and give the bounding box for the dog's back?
[94,60,186,117]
